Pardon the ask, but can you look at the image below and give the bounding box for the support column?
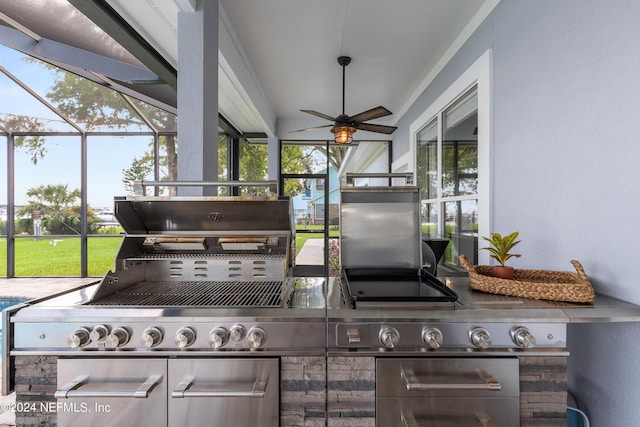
[177,1,219,196]
[268,135,279,182]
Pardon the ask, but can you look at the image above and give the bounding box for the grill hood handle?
[134,180,277,196]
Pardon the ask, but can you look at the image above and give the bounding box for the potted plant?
[481,231,521,279]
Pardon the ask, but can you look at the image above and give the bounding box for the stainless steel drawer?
[168,358,279,427]
[56,358,167,427]
[376,357,519,427]
[377,357,519,398]
[377,397,519,427]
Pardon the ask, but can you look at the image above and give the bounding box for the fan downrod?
[337,56,351,67]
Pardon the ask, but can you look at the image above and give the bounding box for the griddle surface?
[344,268,458,308]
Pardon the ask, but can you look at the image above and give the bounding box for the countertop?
[10,276,640,325]
[326,276,640,324]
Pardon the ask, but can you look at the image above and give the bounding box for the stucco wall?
[393,0,640,425]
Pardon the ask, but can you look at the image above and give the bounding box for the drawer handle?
[171,374,268,398]
[401,368,501,391]
[55,374,162,399]
[402,409,497,427]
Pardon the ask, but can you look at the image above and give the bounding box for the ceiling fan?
[291,56,398,143]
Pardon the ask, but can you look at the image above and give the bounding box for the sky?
[0,45,157,208]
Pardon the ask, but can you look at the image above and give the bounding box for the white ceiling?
[104,0,500,137]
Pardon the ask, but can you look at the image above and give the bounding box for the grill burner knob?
[469,326,491,349]
[105,327,131,348]
[209,327,229,349]
[175,327,196,349]
[379,326,400,349]
[230,324,246,341]
[247,327,267,349]
[510,326,536,349]
[141,326,164,348]
[421,327,444,349]
[67,327,91,348]
[89,325,110,342]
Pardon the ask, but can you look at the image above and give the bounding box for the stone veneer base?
[12,354,566,426]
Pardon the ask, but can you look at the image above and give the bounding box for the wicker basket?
[459,254,595,303]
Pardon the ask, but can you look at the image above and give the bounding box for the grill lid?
[87,190,295,305]
[114,196,293,235]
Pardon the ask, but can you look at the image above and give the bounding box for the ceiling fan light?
[331,125,356,144]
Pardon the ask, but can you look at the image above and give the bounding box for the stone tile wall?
[327,356,375,427]
[281,356,327,427]
[14,355,57,427]
[520,356,568,427]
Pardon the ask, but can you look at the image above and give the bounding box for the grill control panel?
[332,322,566,351]
[25,320,323,353]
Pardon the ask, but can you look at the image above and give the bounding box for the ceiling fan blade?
[349,106,392,123]
[356,122,398,135]
[300,110,337,122]
[289,124,334,133]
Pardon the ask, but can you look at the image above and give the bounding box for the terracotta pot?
[492,265,514,280]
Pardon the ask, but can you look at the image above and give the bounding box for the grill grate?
[88,280,284,307]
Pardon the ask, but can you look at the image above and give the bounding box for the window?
[417,87,478,268]
[409,50,492,267]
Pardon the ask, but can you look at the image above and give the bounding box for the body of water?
[0,297,30,354]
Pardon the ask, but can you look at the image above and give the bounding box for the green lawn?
[0,237,122,277]
[2,227,341,276]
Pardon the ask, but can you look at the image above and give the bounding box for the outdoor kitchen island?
[5,275,640,427]
[325,276,640,427]
[322,172,639,426]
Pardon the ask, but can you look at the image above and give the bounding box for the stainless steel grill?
[5,183,325,359]
[4,183,328,427]
[88,280,285,307]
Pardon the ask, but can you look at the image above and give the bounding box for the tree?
[0,114,49,164]
[0,59,178,193]
[122,156,153,195]
[17,183,100,235]
[45,71,178,193]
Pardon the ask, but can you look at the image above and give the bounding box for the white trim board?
[408,49,493,264]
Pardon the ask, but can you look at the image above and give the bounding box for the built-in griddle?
[340,173,458,308]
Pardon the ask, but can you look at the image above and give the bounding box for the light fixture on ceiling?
[331,56,355,143]
[331,124,356,144]
[291,56,397,143]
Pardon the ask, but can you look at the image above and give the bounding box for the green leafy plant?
[481,231,521,266]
